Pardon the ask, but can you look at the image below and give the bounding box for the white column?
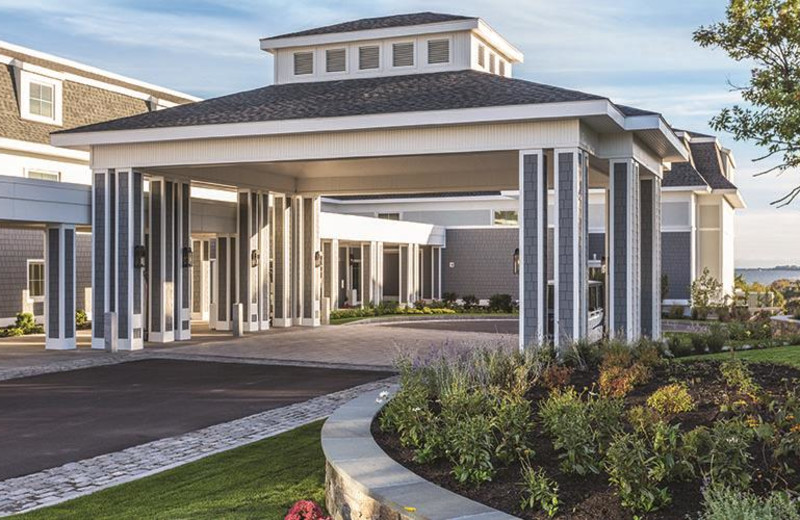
[273,195,292,327]
[301,196,321,326]
[175,181,191,341]
[45,224,76,350]
[291,196,304,326]
[238,189,260,333]
[375,241,384,304]
[608,158,642,341]
[258,192,272,330]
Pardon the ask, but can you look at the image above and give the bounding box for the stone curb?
[322,388,517,520]
[0,378,396,516]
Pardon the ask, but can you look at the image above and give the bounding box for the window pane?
[378,213,400,221]
[28,262,44,297]
[29,82,55,118]
[28,170,59,181]
[493,210,518,226]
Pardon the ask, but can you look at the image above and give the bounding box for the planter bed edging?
[339,314,517,326]
[322,386,516,520]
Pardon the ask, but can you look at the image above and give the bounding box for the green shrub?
[647,383,695,417]
[666,334,693,357]
[690,333,707,355]
[14,312,37,334]
[668,305,686,319]
[442,292,458,305]
[518,461,559,517]
[447,412,496,486]
[720,359,760,397]
[706,323,728,353]
[698,485,799,520]
[379,375,441,462]
[700,418,755,489]
[604,431,671,513]
[488,293,513,313]
[76,309,88,329]
[492,391,533,464]
[462,294,479,310]
[0,326,24,338]
[787,297,800,320]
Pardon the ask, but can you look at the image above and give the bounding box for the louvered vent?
[326,48,346,73]
[499,60,506,76]
[293,52,313,75]
[489,53,496,74]
[359,46,380,70]
[392,42,414,67]
[478,44,486,67]
[427,39,450,64]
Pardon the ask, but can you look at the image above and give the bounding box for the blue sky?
[1,0,797,267]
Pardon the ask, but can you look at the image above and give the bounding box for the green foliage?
[488,293,514,313]
[538,387,623,475]
[720,358,761,396]
[604,432,671,513]
[666,334,693,357]
[518,461,559,517]
[691,333,708,355]
[378,375,440,462]
[647,383,695,417]
[15,312,40,334]
[442,292,458,305]
[492,391,534,464]
[668,305,686,320]
[691,268,724,317]
[462,294,479,309]
[707,323,729,353]
[698,485,800,520]
[447,412,496,486]
[786,297,800,319]
[75,309,88,329]
[695,418,755,489]
[694,0,800,206]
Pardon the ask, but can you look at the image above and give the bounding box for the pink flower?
[284,500,331,520]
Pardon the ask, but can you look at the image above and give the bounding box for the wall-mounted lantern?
[513,248,520,275]
[182,246,193,268]
[250,249,260,268]
[349,252,356,266]
[314,250,322,268]
[134,245,147,269]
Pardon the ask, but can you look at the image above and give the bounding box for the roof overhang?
[717,189,747,209]
[260,18,524,63]
[623,114,688,163]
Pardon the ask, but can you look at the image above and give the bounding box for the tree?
[694,0,800,206]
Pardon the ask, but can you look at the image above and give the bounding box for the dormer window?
[392,42,414,67]
[18,70,63,126]
[326,48,347,73]
[293,51,314,75]
[359,45,380,70]
[427,39,450,65]
[478,44,486,68]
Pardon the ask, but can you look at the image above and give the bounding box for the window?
[29,82,54,118]
[378,213,400,221]
[489,53,496,74]
[427,39,450,64]
[392,42,414,67]
[325,48,346,73]
[293,51,314,75]
[27,170,59,182]
[19,71,62,125]
[358,45,380,70]
[493,210,518,226]
[478,44,486,67]
[28,260,44,299]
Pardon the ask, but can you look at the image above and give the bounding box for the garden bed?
[373,345,800,519]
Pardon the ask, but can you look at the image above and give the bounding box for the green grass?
[682,344,800,367]
[16,421,327,520]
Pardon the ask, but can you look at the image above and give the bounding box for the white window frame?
[292,51,315,77]
[324,47,348,75]
[426,36,452,66]
[27,259,45,302]
[391,40,416,69]
[25,168,60,182]
[19,70,63,126]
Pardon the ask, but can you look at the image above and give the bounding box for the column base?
[149,331,175,343]
[46,337,77,350]
[273,318,293,328]
[91,337,106,350]
[214,321,231,332]
[244,322,260,333]
[259,321,270,331]
[117,339,144,351]
[301,318,321,327]
[175,330,192,341]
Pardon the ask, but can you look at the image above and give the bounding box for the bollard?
[104,312,118,353]
[232,303,244,337]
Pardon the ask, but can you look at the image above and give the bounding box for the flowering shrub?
[284,500,330,520]
[598,362,650,398]
[647,383,695,417]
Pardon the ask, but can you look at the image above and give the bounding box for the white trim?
[0,136,89,161]
[390,40,416,69]
[0,40,201,101]
[425,36,453,67]
[17,68,63,126]
[52,99,623,148]
[661,185,711,194]
[26,258,45,302]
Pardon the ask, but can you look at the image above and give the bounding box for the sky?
[0,0,797,268]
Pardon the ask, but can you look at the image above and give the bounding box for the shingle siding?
[442,228,519,300]
[0,229,43,321]
[662,232,692,301]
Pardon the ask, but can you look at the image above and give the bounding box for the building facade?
[0,40,199,330]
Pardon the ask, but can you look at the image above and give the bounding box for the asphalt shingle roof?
[689,141,738,190]
[57,70,608,134]
[263,12,476,40]
[616,105,659,117]
[663,162,708,188]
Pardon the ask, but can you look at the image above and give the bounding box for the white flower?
[412,407,422,413]
[379,391,389,398]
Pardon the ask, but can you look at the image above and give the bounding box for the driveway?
[0,359,390,480]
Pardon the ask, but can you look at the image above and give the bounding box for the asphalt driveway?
[0,359,391,480]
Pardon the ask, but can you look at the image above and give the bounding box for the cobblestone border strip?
[0,353,139,382]
[323,389,516,520]
[0,378,396,516]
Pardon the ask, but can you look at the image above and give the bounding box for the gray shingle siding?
[662,232,691,301]
[641,179,653,336]
[442,228,519,300]
[612,163,628,332]
[557,152,575,337]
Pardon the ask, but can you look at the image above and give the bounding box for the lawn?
[682,343,800,367]
[16,421,327,520]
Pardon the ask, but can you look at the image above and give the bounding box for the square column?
[148,177,182,343]
[519,151,547,349]
[45,224,76,350]
[291,196,303,325]
[259,192,272,330]
[273,195,292,327]
[322,239,338,312]
[92,168,144,350]
[640,175,662,338]
[375,242,384,303]
[401,244,418,305]
[237,189,268,333]
[609,159,642,341]
[174,181,191,341]
[553,149,590,346]
[212,235,236,330]
[301,196,321,326]
[432,246,441,300]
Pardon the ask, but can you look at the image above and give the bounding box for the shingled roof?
[663,138,738,190]
[57,70,612,134]
[663,162,708,188]
[263,12,476,40]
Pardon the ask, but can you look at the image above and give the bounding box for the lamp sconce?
[349,252,356,266]
[314,250,322,269]
[513,247,520,275]
[182,246,192,268]
[250,249,260,268]
[134,245,147,269]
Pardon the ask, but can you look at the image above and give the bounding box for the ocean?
[735,268,800,286]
